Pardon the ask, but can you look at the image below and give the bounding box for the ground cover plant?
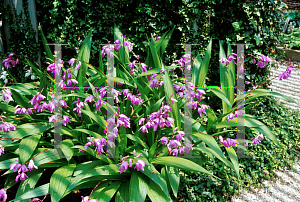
[0,26,299,202]
[178,96,300,201]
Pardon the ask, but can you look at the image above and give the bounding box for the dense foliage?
[0,26,298,201]
[2,0,285,86]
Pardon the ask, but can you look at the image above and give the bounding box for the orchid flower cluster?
[159,128,193,156]
[226,109,246,122]
[9,159,38,182]
[149,73,164,88]
[176,53,192,71]
[101,37,133,58]
[79,113,130,154]
[138,101,174,133]
[2,53,19,69]
[0,145,4,156]
[118,149,146,174]
[2,89,14,104]
[173,82,210,117]
[0,188,7,202]
[218,135,239,148]
[0,116,16,134]
[278,60,296,80]
[121,89,143,106]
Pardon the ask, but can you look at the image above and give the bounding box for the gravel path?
[230,59,300,202]
[230,159,300,202]
[268,60,300,111]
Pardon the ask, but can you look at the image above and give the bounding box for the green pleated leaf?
[225,147,239,178]
[126,134,149,149]
[32,148,65,166]
[81,110,107,130]
[207,88,232,110]
[73,160,102,176]
[162,62,180,130]
[166,166,179,198]
[91,181,122,202]
[129,171,149,202]
[151,157,218,179]
[0,158,18,169]
[0,103,15,113]
[141,164,169,198]
[61,92,90,98]
[73,128,103,139]
[61,139,74,161]
[227,42,235,105]
[192,54,203,88]
[8,85,37,96]
[147,180,169,202]
[236,89,300,107]
[159,26,175,56]
[10,88,31,109]
[149,36,162,69]
[192,133,234,171]
[39,24,54,61]
[15,168,44,202]
[76,29,92,93]
[107,76,135,88]
[115,181,130,202]
[50,164,76,202]
[12,183,49,201]
[196,38,212,87]
[215,115,281,147]
[0,123,54,139]
[219,41,229,114]
[19,135,41,164]
[67,164,123,192]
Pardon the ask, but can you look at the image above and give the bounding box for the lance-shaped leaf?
[76,30,92,93]
[50,164,76,202]
[0,123,53,139]
[129,171,149,202]
[81,110,107,130]
[192,133,235,172]
[19,135,41,164]
[151,156,219,180]
[162,61,180,130]
[166,166,180,198]
[225,146,240,178]
[195,38,212,88]
[12,183,49,201]
[147,179,169,202]
[91,181,122,202]
[207,88,232,110]
[15,169,44,202]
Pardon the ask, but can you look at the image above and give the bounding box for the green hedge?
[2,0,284,87]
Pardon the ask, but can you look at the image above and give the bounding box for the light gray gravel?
[268,60,300,111]
[230,159,300,202]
